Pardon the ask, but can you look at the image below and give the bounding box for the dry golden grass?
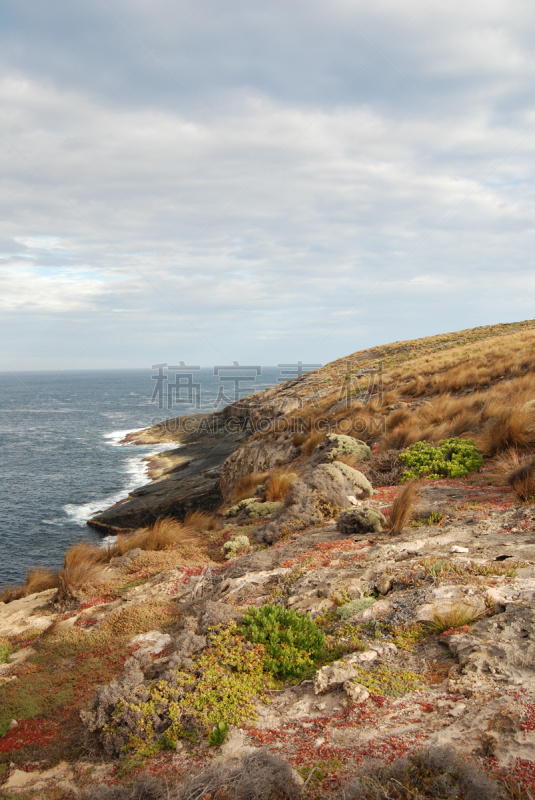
[301,431,326,455]
[127,545,212,576]
[292,431,308,447]
[183,509,221,532]
[25,566,59,594]
[0,566,59,604]
[264,468,298,501]
[0,584,25,603]
[388,481,420,535]
[56,542,106,603]
[143,516,197,551]
[230,472,269,503]
[507,456,535,502]
[477,405,535,457]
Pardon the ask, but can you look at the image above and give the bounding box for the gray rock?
[343,681,370,703]
[337,507,387,536]
[375,573,393,595]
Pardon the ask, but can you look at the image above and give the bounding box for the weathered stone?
[314,661,360,694]
[337,507,387,536]
[343,681,370,703]
[375,573,394,595]
[129,631,172,656]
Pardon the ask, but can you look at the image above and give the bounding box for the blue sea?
[0,367,283,589]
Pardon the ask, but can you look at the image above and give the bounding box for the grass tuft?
[264,469,298,501]
[388,480,420,535]
[424,604,483,634]
[230,473,269,503]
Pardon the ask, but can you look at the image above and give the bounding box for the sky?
[1,0,535,370]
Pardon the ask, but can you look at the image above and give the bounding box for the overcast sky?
[1,0,535,370]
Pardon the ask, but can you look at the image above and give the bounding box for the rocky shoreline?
[3,319,535,799]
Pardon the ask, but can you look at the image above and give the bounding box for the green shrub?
[208,720,229,747]
[338,598,376,620]
[108,623,271,755]
[347,665,420,697]
[399,438,483,481]
[240,604,325,681]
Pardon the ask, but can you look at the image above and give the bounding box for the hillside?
[2,319,535,799]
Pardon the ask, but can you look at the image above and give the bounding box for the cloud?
[1,0,535,368]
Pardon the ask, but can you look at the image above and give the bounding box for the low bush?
[345,746,504,800]
[338,598,376,620]
[173,748,301,800]
[101,623,271,756]
[240,604,325,680]
[223,534,251,559]
[399,438,483,481]
[346,665,420,698]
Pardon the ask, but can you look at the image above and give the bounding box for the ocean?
[0,367,283,589]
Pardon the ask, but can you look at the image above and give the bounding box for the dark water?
[0,368,281,589]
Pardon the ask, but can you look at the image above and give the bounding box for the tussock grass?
[183,509,221,532]
[143,516,196,551]
[56,542,106,604]
[230,472,269,503]
[389,480,420,535]
[301,431,326,455]
[507,456,535,503]
[0,566,59,604]
[264,468,298,501]
[477,405,535,457]
[424,604,483,634]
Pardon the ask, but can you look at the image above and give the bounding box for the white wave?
[104,427,146,447]
[63,429,177,526]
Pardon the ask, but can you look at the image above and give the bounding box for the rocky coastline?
[3,319,535,798]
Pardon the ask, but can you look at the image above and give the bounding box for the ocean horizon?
[0,366,286,588]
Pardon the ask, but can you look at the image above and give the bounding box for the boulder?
[337,507,387,536]
[343,681,370,703]
[314,433,372,464]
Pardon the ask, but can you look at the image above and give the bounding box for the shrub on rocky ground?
[399,438,483,481]
[82,623,271,758]
[173,749,301,800]
[241,604,325,681]
[342,746,504,799]
[364,449,405,487]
